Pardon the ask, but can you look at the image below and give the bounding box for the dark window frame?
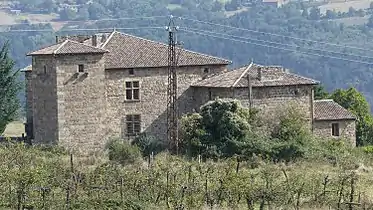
[125,81,140,101]
[203,67,210,73]
[129,68,134,75]
[126,114,141,136]
[332,123,340,136]
[78,64,84,73]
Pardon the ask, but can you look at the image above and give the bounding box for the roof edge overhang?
[191,83,318,88]
[27,51,109,57]
[314,118,356,121]
[104,63,230,70]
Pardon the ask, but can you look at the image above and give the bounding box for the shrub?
[362,145,373,154]
[106,138,141,165]
[132,133,167,157]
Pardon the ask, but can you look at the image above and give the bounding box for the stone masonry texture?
[313,120,356,146]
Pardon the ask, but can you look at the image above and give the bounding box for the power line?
[0,15,168,26]
[178,28,373,65]
[180,27,373,61]
[178,16,373,53]
[0,26,164,33]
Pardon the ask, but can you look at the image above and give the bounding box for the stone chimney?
[92,35,98,47]
[101,34,107,44]
[257,67,262,81]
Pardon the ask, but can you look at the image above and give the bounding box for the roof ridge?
[232,62,253,87]
[101,31,116,48]
[109,31,231,64]
[315,99,334,102]
[53,40,68,54]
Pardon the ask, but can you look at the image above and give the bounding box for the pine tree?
[0,42,21,134]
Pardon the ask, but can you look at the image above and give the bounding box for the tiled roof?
[100,31,231,69]
[314,99,356,121]
[27,40,108,56]
[192,63,319,88]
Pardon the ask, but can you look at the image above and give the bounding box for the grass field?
[319,0,372,14]
[2,121,24,136]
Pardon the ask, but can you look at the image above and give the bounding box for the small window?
[78,64,84,73]
[125,81,140,100]
[208,89,212,100]
[43,65,47,74]
[129,68,134,75]
[126,114,141,136]
[204,68,209,73]
[332,123,340,136]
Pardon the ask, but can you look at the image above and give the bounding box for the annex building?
[23,31,356,153]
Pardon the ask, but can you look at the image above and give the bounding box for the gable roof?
[27,39,108,56]
[314,99,356,121]
[192,63,319,88]
[99,31,231,69]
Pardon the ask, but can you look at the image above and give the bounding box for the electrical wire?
[180,27,373,60]
[178,28,373,65]
[0,26,165,33]
[178,16,373,53]
[0,15,168,26]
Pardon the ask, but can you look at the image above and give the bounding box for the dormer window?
[78,64,84,73]
[129,68,134,75]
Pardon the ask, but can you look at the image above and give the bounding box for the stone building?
[24,31,356,153]
[313,99,356,146]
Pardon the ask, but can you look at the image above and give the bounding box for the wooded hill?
[3,0,373,108]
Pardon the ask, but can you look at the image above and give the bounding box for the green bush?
[362,145,373,154]
[132,133,167,157]
[106,138,142,165]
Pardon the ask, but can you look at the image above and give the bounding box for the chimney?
[101,34,107,43]
[92,35,98,47]
[257,67,262,81]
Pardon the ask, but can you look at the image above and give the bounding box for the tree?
[331,87,373,146]
[314,84,329,100]
[180,99,260,159]
[0,42,21,134]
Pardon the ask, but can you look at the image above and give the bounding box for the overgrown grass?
[1,139,373,209]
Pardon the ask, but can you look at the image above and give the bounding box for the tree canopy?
[0,42,21,134]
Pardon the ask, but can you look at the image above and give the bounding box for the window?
[43,65,47,74]
[332,123,340,136]
[126,115,141,135]
[129,68,134,75]
[78,64,84,73]
[208,89,212,100]
[125,81,140,100]
[204,68,209,73]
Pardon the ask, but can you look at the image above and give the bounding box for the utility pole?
[166,15,179,154]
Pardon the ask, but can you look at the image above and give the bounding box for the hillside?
[3,0,373,109]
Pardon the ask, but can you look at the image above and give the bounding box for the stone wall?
[55,54,107,153]
[193,85,314,126]
[104,65,226,142]
[24,71,33,138]
[31,55,58,144]
[313,120,356,146]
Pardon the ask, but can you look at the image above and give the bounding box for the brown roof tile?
[192,63,319,88]
[314,99,356,121]
[101,31,231,69]
[27,40,108,56]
